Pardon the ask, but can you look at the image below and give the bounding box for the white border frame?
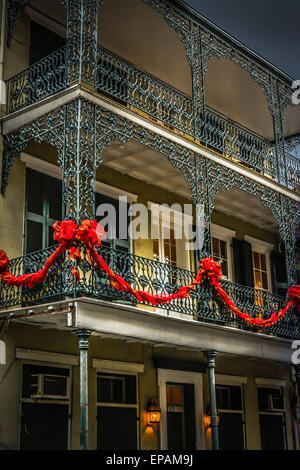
[157,368,204,450]
[18,359,72,450]
[94,361,142,450]
[211,224,236,281]
[245,235,274,292]
[147,201,192,271]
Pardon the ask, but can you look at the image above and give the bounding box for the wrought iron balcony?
[0,245,298,340]
[6,46,67,114]
[5,46,300,191]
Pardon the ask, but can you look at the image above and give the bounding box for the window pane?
[98,378,112,403]
[222,260,228,277]
[253,252,260,269]
[254,270,262,288]
[48,225,58,247]
[26,220,43,253]
[112,379,124,403]
[260,254,267,271]
[259,414,285,450]
[153,239,159,259]
[212,237,219,256]
[219,412,244,450]
[262,271,268,290]
[27,169,43,215]
[216,385,242,410]
[49,177,62,220]
[220,240,227,259]
[97,374,136,404]
[167,384,183,406]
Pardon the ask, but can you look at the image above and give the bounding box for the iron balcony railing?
[0,245,298,340]
[5,46,300,191]
[6,46,67,114]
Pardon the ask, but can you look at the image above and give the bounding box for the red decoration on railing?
[0,219,299,328]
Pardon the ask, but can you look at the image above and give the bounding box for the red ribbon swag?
[0,219,300,328]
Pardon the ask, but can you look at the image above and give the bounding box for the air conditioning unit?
[30,374,69,400]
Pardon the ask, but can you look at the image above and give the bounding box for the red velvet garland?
[0,219,300,328]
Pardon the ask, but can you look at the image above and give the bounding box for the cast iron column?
[206,350,219,450]
[76,329,92,450]
[65,0,99,86]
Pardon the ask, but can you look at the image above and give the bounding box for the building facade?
[0,0,300,450]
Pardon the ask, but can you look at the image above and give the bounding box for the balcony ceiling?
[28,0,300,140]
[101,141,278,233]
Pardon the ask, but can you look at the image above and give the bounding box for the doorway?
[158,369,204,450]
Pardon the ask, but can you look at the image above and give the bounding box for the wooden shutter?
[271,250,288,296]
[232,238,254,287]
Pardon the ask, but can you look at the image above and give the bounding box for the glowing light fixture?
[147,398,161,425]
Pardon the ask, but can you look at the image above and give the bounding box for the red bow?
[288,285,300,313]
[0,250,9,273]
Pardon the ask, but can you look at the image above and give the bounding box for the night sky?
[185,0,300,79]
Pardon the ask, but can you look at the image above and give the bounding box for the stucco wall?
[0,322,296,450]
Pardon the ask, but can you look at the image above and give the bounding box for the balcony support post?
[270,78,288,186]
[278,195,299,286]
[65,0,99,87]
[76,329,92,450]
[194,155,212,259]
[206,350,219,450]
[190,24,206,143]
[61,97,97,223]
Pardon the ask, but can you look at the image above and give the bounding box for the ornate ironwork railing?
[96,47,277,180]
[5,45,299,190]
[0,245,298,339]
[286,152,300,192]
[6,46,67,114]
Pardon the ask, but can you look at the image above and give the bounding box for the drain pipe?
[76,329,91,450]
[206,350,219,450]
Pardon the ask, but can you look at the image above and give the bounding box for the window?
[95,192,130,254]
[97,373,138,450]
[257,387,286,450]
[212,237,229,278]
[211,225,235,281]
[20,364,70,450]
[25,168,62,253]
[149,203,191,271]
[245,236,273,292]
[216,384,245,450]
[253,251,268,290]
[153,225,177,268]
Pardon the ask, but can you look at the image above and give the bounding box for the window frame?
[25,167,62,254]
[158,369,204,450]
[211,224,236,281]
[245,236,274,292]
[18,359,72,451]
[215,381,246,450]
[22,152,137,255]
[95,368,140,450]
[148,201,192,271]
[256,384,287,450]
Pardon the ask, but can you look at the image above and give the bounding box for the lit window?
[253,251,268,290]
[212,236,228,278]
